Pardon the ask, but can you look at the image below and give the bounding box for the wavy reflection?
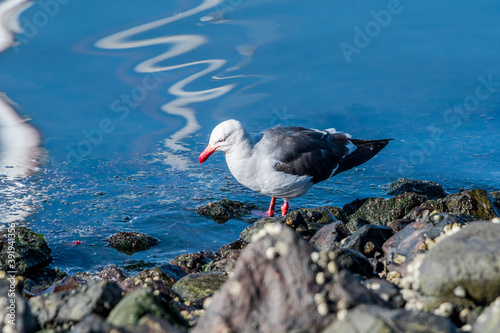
[95,0,235,170]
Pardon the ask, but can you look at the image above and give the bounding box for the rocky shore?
[1,178,500,333]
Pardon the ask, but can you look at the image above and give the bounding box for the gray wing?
[260,126,352,183]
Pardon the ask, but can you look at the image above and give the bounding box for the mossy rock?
[172,272,227,303]
[344,193,427,232]
[0,226,52,275]
[435,189,499,220]
[196,198,255,223]
[107,232,159,255]
[107,287,188,329]
[387,178,447,199]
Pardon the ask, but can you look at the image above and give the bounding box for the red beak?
[199,144,218,163]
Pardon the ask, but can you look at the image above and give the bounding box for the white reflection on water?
[95,0,236,169]
[0,0,32,52]
[0,96,41,225]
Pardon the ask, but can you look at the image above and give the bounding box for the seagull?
[199,119,392,217]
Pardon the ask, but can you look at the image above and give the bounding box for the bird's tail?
[333,138,393,176]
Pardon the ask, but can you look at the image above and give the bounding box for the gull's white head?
[199,119,246,163]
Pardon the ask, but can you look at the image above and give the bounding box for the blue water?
[0,0,499,274]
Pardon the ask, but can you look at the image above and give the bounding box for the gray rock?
[383,213,468,279]
[321,304,456,333]
[106,287,188,330]
[472,296,500,333]
[169,251,216,275]
[107,231,159,255]
[309,221,351,251]
[0,274,39,333]
[328,248,374,278]
[342,224,394,258]
[363,278,405,308]
[134,264,187,288]
[28,280,122,329]
[0,226,52,276]
[388,178,447,199]
[194,224,390,333]
[171,272,227,303]
[417,222,500,308]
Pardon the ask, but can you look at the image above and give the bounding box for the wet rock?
[383,213,468,279]
[472,296,500,333]
[327,248,374,278]
[28,279,122,329]
[434,189,500,220]
[240,207,337,242]
[122,259,157,271]
[76,264,129,283]
[409,222,500,308]
[321,304,457,333]
[196,198,255,223]
[23,267,68,297]
[388,178,447,199]
[108,231,159,255]
[342,224,394,259]
[106,287,189,330]
[133,265,187,288]
[363,278,405,308]
[27,275,86,298]
[0,272,39,333]
[172,272,227,303]
[194,224,390,333]
[0,226,52,275]
[169,252,216,275]
[344,193,428,232]
[207,250,241,273]
[309,221,351,251]
[324,206,349,222]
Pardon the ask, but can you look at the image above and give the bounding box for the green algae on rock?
[172,272,228,303]
[0,226,52,275]
[107,231,159,255]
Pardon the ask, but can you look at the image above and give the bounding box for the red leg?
[281,201,289,216]
[266,197,276,217]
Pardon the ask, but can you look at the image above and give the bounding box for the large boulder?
[194,224,390,333]
[406,222,500,309]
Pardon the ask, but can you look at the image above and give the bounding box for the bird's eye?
[218,138,226,143]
